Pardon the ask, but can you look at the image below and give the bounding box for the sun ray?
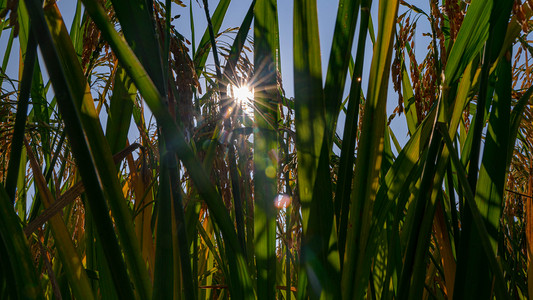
[227,83,255,118]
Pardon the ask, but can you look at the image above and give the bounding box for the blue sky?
[1,0,433,146]
[174,0,432,145]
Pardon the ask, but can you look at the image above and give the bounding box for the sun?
[227,83,254,117]
[233,85,253,102]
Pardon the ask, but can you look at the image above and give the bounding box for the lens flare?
[227,83,254,117]
[274,194,291,209]
[234,85,253,102]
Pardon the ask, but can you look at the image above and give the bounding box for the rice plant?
[0,0,532,299]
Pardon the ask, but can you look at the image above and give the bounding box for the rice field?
[0,0,532,299]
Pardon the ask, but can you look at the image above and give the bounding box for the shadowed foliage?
[0,0,532,299]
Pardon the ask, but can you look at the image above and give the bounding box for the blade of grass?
[197,219,229,283]
[336,0,372,264]
[202,0,247,258]
[153,143,174,299]
[105,65,136,154]
[24,144,141,237]
[439,123,510,300]
[456,54,513,300]
[69,0,83,57]
[190,0,196,57]
[254,0,279,298]
[82,2,253,298]
[193,0,231,75]
[23,1,136,297]
[399,54,418,134]
[507,85,533,169]
[443,0,492,86]
[42,4,153,297]
[24,138,95,299]
[110,0,166,95]
[454,2,513,297]
[5,30,36,201]
[403,60,477,299]
[6,0,35,212]
[164,0,171,79]
[398,60,480,300]
[342,0,399,298]
[127,149,156,274]
[169,154,196,300]
[293,0,340,298]
[323,0,360,138]
[396,99,443,300]
[0,27,13,88]
[222,0,254,83]
[0,184,43,299]
[433,196,456,299]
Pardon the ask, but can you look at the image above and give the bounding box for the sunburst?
[227,83,254,117]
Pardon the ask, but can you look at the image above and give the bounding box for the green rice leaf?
[254,0,279,298]
[342,0,399,298]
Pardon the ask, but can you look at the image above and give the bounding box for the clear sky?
[174,0,432,146]
[1,0,432,147]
